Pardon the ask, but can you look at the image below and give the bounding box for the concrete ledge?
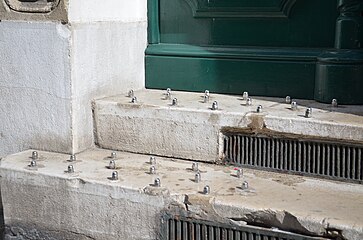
[1,149,362,239]
[94,90,363,162]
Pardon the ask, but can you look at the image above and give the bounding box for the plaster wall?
[0,21,73,157]
[71,21,147,152]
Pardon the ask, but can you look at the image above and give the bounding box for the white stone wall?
[0,1,147,156]
[0,21,73,156]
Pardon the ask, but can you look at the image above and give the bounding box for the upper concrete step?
[1,149,362,239]
[94,89,363,163]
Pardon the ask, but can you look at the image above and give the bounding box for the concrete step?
[1,149,362,239]
[94,89,363,163]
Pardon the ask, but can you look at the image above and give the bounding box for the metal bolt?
[246,97,252,106]
[236,168,243,178]
[68,165,74,173]
[305,108,312,118]
[291,101,297,111]
[211,101,218,110]
[166,88,171,94]
[131,97,137,103]
[31,151,38,160]
[242,181,249,190]
[192,162,199,172]
[150,166,156,175]
[285,96,291,104]
[242,92,249,100]
[111,171,118,180]
[166,92,172,100]
[203,95,209,103]
[203,185,210,195]
[195,172,201,183]
[256,105,262,113]
[332,99,338,107]
[30,160,37,167]
[69,154,76,162]
[109,160,116,170]
[150,156,156,165]
[110,152,117,159]
[172,98,178,106]
[128,90,134,98]
[205,90,210,97]
[154,178,161,187]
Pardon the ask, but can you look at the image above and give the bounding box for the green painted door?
[146,0,363,103]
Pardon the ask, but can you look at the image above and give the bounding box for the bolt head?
[285,96,291,104]
[305,108,312,118]
[172,98,178,106]
[69,154,76,162]
[242,181,249,190]
[166,88,171,94]
[211,101,218,110]
[128,90,134,98]
[131,97,137,103]
[109,160,116,170]
[195,172,201,183]
[150,166,156,174]
[256,105,262,113]
[332,99,338,107]
[242,92,249,100]
[111,152,117,159]
[111,171,118,180]
[68,165,74,173]
[236,168,243,178]
[203,95,209,103]
[291,101,297,111]
[204,90,210,97]
[192,162,199,172]
[150,156,156,165]
[203,185,210,195]
[30,160,37,167]
[246,97,252,106]
[166,92,171,100]
[31,151,38,160]
[154,178,161,187]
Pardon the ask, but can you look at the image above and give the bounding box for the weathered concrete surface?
[1,149,362,239]
[0,21,73,157]
[95,90,363,162]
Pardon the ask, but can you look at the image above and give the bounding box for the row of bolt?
[29,151,249,195]
[128,89,339,118]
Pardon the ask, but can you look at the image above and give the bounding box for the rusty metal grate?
[161,215,330,240]
[223,133,363,184]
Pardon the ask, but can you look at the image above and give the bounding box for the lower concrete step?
[1,149,362,239]
[94,90,363,182]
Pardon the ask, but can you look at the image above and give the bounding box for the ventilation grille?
[162,215,330,240]
[223,133,363,183]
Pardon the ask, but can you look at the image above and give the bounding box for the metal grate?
[223,133,363,184]
[161,215,330,240]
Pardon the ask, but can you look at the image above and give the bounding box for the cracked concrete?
[0,149,362,239]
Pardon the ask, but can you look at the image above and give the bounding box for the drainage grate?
[161,215,330,240]
[223,133,363,183]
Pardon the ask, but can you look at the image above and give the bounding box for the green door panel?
[146,0,363,104]
[146,55,316,99]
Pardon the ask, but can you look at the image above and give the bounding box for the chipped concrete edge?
[1,162,361,240]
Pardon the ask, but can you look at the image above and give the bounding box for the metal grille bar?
[162,215,330,240]
[223,134,363,184]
